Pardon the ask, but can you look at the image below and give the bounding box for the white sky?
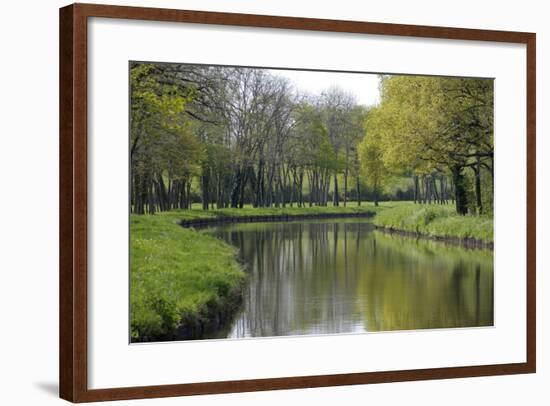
[266,68,381,107]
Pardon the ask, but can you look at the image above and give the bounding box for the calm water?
[208,219,493,339]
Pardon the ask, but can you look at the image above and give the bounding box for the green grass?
[372,203,493,243]
[170,201,382,222]
[130,214,245,341]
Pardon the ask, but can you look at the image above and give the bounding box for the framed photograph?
[59,3,536,402]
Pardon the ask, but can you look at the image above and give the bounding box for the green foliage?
[130,63,197,150]
[480,169,494,215]
[358,134,389,203]
[360,74,494,214]
[367,76,438,175]
[130,63,206,213]
[293,102,336,171]
[316,130,337,171]
[366,75,492,173]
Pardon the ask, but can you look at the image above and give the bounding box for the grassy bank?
[372,203,493,244]
[130,214,245,342]
[167,203,381,222]
[130,204,379,341]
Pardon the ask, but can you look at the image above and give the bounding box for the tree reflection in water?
[209,219,493,339]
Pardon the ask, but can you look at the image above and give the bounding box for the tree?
[320,87,357,206]
[130,62,493,214]
[292,101,339,206]
[343,106,368,206]
[365,75,493,215]
[358,134,388,206]
[130,62,204,214]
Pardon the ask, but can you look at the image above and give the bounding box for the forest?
[130,62,494,216]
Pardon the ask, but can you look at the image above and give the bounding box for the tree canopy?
[364,75,493,214]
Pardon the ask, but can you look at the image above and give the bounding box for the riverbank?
[172,204,379,223]
[372,203,493,247]
[130,214,245,342]
[131,202,493,341]
[175,203,493,247]
[178,206,378,228]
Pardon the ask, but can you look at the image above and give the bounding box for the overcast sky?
[266,68,381,107]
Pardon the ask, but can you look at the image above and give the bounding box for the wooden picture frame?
[59,3,536,402]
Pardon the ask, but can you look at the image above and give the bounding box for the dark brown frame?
[59,3,536,402]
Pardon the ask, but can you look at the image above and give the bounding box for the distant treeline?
[130,63,493,215]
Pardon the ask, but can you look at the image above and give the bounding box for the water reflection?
[209,219,493,338]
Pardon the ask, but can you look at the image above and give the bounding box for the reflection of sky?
[266,68,380,107]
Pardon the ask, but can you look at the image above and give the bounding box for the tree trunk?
[451,165,468,215]
[343,167,348,207]
[147,177,156,214]
[439,176,445,204]
[413,175,419,204]
[333,171,339,206]
[186,181,192,209]
[156,175,168,212]
[230,168,241,208]
[139,172,148,214]
[430,176,433,204]
[474,156,483,215]
[356,176,361,206]
[237,167,250,209]
[130,172,135,214]
[202,171,210,210]
[449,176,455,204]
[216,176,222,209]
[299,172,304,207]
[135,173,144,214]
[431,174,439,204]
[180,180,186,209]
[255,160,264,207]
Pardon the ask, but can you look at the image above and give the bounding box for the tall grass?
[372,203,493,243]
